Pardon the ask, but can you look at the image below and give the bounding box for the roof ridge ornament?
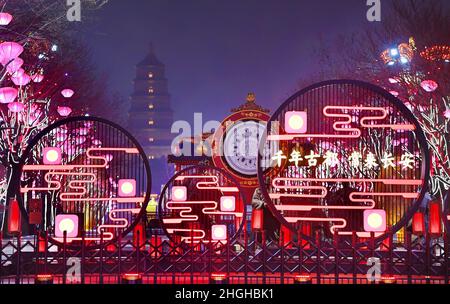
[231,92,270,113]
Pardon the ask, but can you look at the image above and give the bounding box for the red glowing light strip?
[272,177,422,186]
[267,106,414,141]
[166,228,206,242]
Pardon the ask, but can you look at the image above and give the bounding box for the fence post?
[425,232,430,284]
[280,230,285,284]
[334,232,339,284]
[444,232,448,285]
[244,224,249,284]
[63,231,67,284]
[406,232,412,284]
[81,230,85,284]
[226,232,230,283]
[118,234,122,284]
[352,231,357,284]
[298,230,303,277]
[316,231,321,284]
[99,232,103,284]
[262,230,266,284]
[16,233,21,284]
[136,229,140,276]
[389,229,394,276]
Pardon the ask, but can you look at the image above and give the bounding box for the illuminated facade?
[128,44,174,192]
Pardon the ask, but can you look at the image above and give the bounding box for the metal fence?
[1,228,448,284]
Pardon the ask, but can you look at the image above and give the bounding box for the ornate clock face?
[223,120,267,176]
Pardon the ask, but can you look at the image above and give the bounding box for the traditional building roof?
[137,43,164,67]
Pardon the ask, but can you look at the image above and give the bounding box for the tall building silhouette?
[128,43,174,193]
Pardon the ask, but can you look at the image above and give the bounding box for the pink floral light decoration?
[57,106,72,117]
[420,80,438,92]
[444,109,450,119]
[0,13,13,26]
[8,102,24,113]
[6,57,23,74]
[0,87,18,103]
[61,89,74,98]
[12,73,31,86]
[31,74,44,83]
[0,42,24,65]
[389,90,399,97]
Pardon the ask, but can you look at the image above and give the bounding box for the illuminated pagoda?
[128,43,174,193]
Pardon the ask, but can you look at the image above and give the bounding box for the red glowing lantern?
[61,88,75,98]
[251,209,264,231]
[31,74,44,83]
[0,12,13,26]
[133,221,146,247]
[420,80,438,93]
[0,87,18,103]
[428,201,442,236]
[11,73,31,86]
[7,198,21,235]
[8,101,24,113]
[57,106,72,117]
[6,57,23,74]
[0,41,24,65]
[412,212,425,235]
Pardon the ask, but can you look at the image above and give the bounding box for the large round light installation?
[17,116,152,249]
[159,165,245,247]
[257,80,429,244]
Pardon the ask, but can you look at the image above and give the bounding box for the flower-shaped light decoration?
[57,106,72,117]
[0,42,24,65]
[6,57,23,74]
[0,12,13,26]
[61,89,75,98]
[420,80,438,93]
[8,102,24,113]
[11,73,31,86]
[0,87,18,104]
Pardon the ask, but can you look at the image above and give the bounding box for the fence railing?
[1,229,449,284]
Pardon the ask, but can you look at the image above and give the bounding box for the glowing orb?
[285,111,307,134]
[220,196,236,212]
[172,186,187,202]
[43,147,61,165]
[211,224,227,240]
[118,179,136,197]
[364,210,386,232]
[55,214,79,238]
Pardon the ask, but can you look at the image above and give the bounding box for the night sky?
[80,0,384,124]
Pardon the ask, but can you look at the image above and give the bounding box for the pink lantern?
[104,154,113,162]
[6,57,23,74]
[420,80,438,92]
[11,73,31,86]
[0,13,13,26]
[57,106,72,117]
[78,127,89,136]
[31,74,44,83]
[92,139,102,146]
[75,136,86,145]
[8,102,24,113]
[0,87,18,103]
[61,89,74,98]
[0,42,24,65]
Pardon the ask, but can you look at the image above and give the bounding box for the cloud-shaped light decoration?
[0,87,18,104]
